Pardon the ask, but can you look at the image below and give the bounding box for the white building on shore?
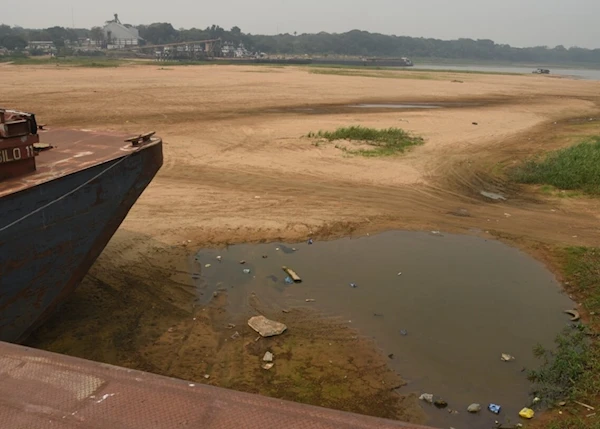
[103,14,141,49]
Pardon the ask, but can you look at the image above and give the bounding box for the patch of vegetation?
[309,126,424,157]
[309,68,435,80]
[2,56,123,67]
[529,247,600,428]
[511,137,600,195]
[528,325,598,406]
[564,247,600,313]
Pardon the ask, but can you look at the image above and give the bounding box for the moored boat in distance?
[0,108,163,343]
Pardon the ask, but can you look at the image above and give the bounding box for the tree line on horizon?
[1,22,599,65]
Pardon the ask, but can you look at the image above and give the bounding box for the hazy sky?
[2,0,598,49]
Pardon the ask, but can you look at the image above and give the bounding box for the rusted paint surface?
[0,341,437,429]
[0,128,161,197]
[0,128,163,342]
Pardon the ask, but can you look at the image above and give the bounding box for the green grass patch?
[308,126,424,157]
[308,68,435,80]
[528,325,599,406]
[564,247,600,313]
[512,137,600,195]
[1,56,123,67]
[530,247,600,428]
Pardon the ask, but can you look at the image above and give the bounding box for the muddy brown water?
[194,231,574,429]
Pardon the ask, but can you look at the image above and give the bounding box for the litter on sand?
[518,408,534,419]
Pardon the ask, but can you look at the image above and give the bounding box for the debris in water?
[480,190,507,201]
[263,351,274,362]
[262,363,274,370]
[308,238,314,245]
[282,266,302,283]
[388,353,394,359]
[227,323,236,329]
[216,256,222,261]
[349,283,357,288]
[243,268,251,274]
[231,331,240,340]
[504,213,512,218]
[467,403,481,413]
[284,276,294,285]
[276,247,280,251]
[472,122,478,125]
[488,403,501,414]
[205,264,211,268]
[501,353,515,362]
[564,309,581,322]
[292,248,297,251]
[434,400,448,409]
[400,329,408,336]
[397,272,402,276]
[247,315,287,337]
[430,230,443,236]
[240,260,246,264]
[305,299,316,302]
[419,393,434,404]
[282,309,290,313]
[262,255,268,259]
[519,408,535,419]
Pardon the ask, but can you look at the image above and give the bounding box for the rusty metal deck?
[0,128,160,198]
[0,341,435,428]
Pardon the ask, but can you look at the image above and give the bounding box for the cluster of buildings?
[20,14,252,59]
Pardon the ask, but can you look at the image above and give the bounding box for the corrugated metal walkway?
[0,341,436,428]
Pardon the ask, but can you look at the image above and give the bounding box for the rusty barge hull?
[0,128,163,343]
[0,340,435,429]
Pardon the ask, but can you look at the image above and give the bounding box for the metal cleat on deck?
[125,131,156,146]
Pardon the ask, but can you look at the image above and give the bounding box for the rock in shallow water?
[467,403,481,413]
[248,315,287,337]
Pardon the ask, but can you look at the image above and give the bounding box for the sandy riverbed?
[3,64,600,426]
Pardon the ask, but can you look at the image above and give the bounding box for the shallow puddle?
[194,231,573,429]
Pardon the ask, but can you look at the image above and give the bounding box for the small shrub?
[309,126,423,157]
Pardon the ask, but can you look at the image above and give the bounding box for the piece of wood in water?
[282,266,302,283]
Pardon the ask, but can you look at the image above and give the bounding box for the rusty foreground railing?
[0,341,436,428]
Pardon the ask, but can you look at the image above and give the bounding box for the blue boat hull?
[0,141,163,343]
